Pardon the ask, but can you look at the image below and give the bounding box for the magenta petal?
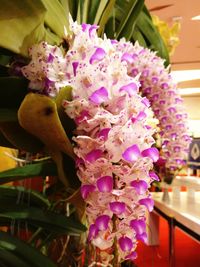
[98,128,111,140]
[141,147,159,162]
[88,224,99,241]
[119,236,133,252]
[75,110,90,125]
[81,184,96,199]
[136,232,147,243]
[122,144,141,162]
[82,23,90,32]
[89,87,108,104]
[72,61,79,76]
[111,39,118,45]
[145,125,151,130]
[130,219,146,235]
[136,111,147,121]
[89,25,98,37]
[141,97,150,107]
[121,53,134,64]
[130,180,148,194]
[89,48,106,64]
[109,201,125,215]
[97,176,113,192]
[119,83,138,96]
[149,171,160,181]
[161,82,169,89]
[139,198,154,212]
[125,251,137,260]
[95,215,110,231]
[85,149,103,163]
[131,117,137,123]
[47,53,54,63]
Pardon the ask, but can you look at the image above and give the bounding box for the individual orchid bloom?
[141,147,159,162]
[130,180,148,194]
[89,87,109,104]
[118,236,133,252]
[97,176,113,193]
[130,219,146,235]
[95,215,111,231]
[125,251,138,261]
[81,184,96,199]
[139,197,154,212]
[122,144,141,163]
[89,47,106,64]
[109,201,126,215]
[149,171,160,181]
[119,82,138,96]
[88,224,99,241]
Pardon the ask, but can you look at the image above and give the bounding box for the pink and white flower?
[111,40,191,171]
[22,20,190,264]
[62,23,157,263]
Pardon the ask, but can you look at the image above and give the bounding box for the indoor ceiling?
[146,0,200,70]
[146,0,200,89]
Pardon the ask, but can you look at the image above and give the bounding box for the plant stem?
[112,214,119,266]
[112,173,120,266]
[28,227,42,244]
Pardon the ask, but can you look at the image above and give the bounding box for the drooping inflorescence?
[22,21,190,264]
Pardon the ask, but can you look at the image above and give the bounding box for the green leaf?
[55,86,75,138]
[0,47,15,56]
[0,0,47,56]
[76,0,84,24]
[0,185,50,208]
[103,16,115,38]
[93,0,109,25]
[115,0,144,40]
[98,0,116,36]
[18,93,74,158]
[0,161,57,184]
[0,206,87,235]
[0,65,9,76]
[67,0,79,21]
[131,26,147,47]
[42,0,70,37]
[0,76,28,108]
[59,0,70,18]
[0,56,11,66]
[0,249,30,267]
[0,0,63,57]
[82,0,90,22]
[0,121,44,153]
[87,0,101,24]
[0,231,57,267]
[136,9,169,65]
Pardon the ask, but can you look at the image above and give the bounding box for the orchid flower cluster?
[111,40,191,171]
[63,23,159,263]
[21,20,189,264]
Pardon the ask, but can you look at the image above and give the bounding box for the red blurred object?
[135,217,200,267]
